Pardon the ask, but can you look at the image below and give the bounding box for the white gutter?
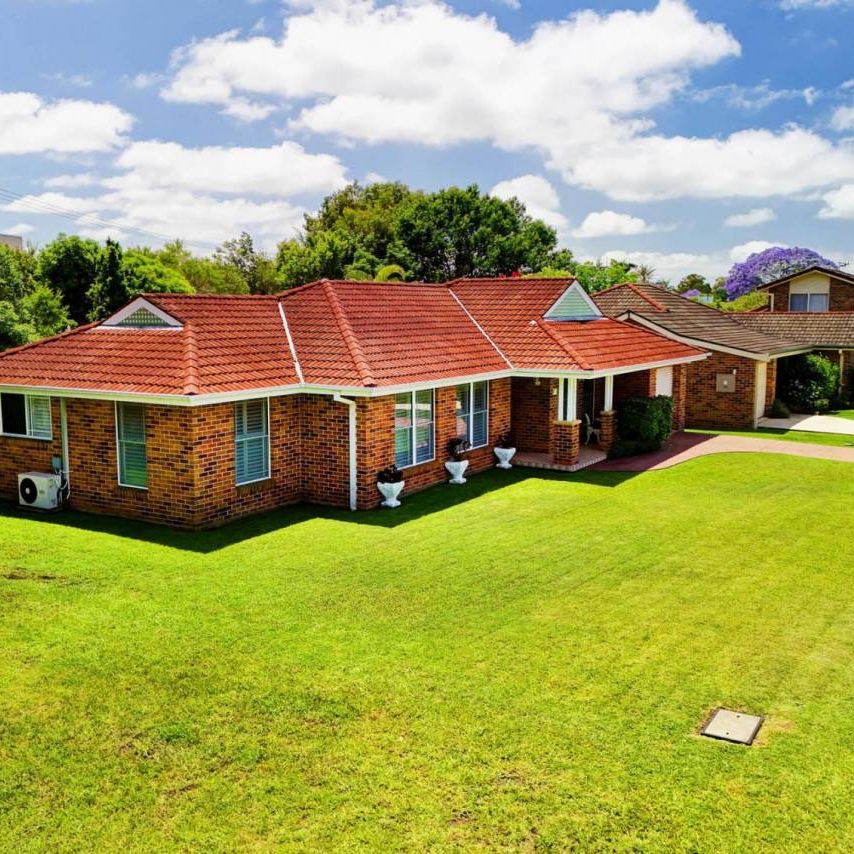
[333,394,357,511]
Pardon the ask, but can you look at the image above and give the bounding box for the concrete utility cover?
[701,709,763,745]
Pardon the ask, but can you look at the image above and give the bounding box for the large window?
[455,381,489,448]
[789,292,829,312]
[394,389,434,468]
[235,399,270,485]
[0,393,52,439]
[116,402,147,488]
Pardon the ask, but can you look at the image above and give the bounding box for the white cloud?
[43,172,98,189]
[42,72,94,89]
[691,82,820,111]
[111,139,347,197]
[724,207,776,228]
[599,249,715,283]
[490,174,567,232]
[2,223,35,235]
[831,102,854,131]
[780,0,853,8]
[818,184,854,218]
[728,241,782,263]
[571,210,659,239]
[126,72,165,90]
[2,138,349,250]
[0,91,132,155]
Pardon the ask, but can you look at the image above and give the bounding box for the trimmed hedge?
[611,395,674,458]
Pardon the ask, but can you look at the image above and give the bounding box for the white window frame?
[394,389,435,469]
[455,381,489,448]
[0,393,53,441]
[234,398,271,486]
[115,401,148,490]
[789,292,829,312]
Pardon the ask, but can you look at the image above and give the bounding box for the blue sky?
[2,0,854,282]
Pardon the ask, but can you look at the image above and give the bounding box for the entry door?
[754,362,768,423]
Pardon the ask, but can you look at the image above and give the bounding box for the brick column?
[551,420,580,466]
[598,410,616,453]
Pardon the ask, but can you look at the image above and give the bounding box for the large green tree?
[215,232,281,294]
[276,182,570,288]
[87,238,126,320]
[38,235,100,324]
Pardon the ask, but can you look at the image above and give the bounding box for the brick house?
[732,267,854,395]
[0,278,705,528]
[593,282,808,430]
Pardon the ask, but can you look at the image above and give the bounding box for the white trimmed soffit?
[544,281,602,321]
[99,297,183,329]
[617,310,787,362]
[0,353,709,407]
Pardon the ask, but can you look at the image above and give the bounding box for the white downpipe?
[60,397,71,498]
[333,394,357,511]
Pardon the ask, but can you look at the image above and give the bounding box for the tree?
[676,273,710,294]
[87,238,126,320]
[0,245,28,303]
[0,301,34,349]
[570,258,638,293]
[724,246,838,300]
[215,232,281,294]
[20,287,71,339]
[717,291,770,313]
[121,249,193,299]
[780,354,840,412]
[38,234,100,324]
[635,264,656,282]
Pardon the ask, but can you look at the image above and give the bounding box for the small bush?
[496,432,515,449]
[377,464,403,484]
[447,436,471,461]
[780,354,840,413]
[768,397,790,418]
[611,395,673,458]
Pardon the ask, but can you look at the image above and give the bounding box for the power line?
[0,185,220,253]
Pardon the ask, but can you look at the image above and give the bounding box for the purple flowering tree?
[724,246,838,300]
[682,289,702,298]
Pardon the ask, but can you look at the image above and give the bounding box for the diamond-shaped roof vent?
[701,708,763,745]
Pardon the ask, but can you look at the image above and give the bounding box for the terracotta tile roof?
[593,282,802,356]
[0,278,707,397]
[732,312,854,348]
[0,295,298,395]
[449,278,705,370]
[282,280,508,387]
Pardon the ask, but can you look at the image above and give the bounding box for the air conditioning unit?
[18,472,61,511]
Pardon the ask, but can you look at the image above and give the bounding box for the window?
[455,381,489,448]
[394,389,434,468]
[789,292,829,312]
[0,393,52,439]
[116,403,147,488]
[235,399,270,485]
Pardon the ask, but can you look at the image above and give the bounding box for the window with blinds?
[235,399,270,485]
[394,389,434,468]
[117,403,148,488]
[455,381,489,448]
[0,393,52,439]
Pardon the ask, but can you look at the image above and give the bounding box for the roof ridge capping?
[321,280,378,387]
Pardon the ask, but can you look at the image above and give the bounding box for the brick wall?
[766,283,789,312]
[510,378,553,452]
[672,363,688,430]
[357,379,512,510]
[767,279,854,312]
[766,359,778,410]
[614,369,654,405]
[685,351,759,430]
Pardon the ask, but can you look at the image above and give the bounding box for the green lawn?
[689,426,854,448]
[2,455,854,851]
[831,408,854,421]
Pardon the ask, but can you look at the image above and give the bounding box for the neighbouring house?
[593,282,809,430]
[0,233,24,251]
[731,266,854,394]
[0,278,706,528]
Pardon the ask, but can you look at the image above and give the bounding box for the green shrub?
[780,354,840,413]
[768,397,790,418]
[611,395,674,458]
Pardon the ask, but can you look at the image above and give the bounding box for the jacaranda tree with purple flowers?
[724,246,838,300]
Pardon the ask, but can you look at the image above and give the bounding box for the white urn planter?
[377,480,405,508]
[494,446,517,469]
[445,460,469,484]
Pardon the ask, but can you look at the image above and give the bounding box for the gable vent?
[544,282,601,321]
[117,307,171,328]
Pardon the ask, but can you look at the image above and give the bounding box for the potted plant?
[493,432,516,469]
[376,464,405,508]
[445,436,471,484]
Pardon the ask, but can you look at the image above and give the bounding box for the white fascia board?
[618,311,774,361]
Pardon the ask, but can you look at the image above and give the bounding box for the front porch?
[509,366,685,471]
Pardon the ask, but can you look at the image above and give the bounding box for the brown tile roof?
[732,312,854,348]
[593,282,802,356]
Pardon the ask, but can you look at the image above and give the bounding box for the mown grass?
[1,454,853,851]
